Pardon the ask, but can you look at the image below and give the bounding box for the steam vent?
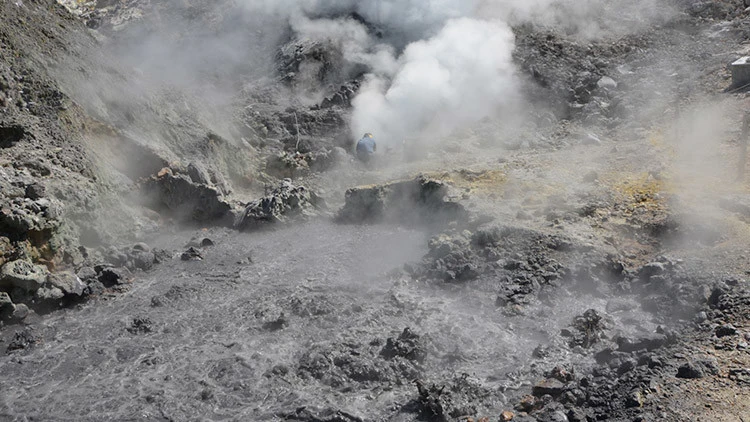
[2,0,750,421]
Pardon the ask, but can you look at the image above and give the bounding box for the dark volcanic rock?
[181,247,203,261]
[282,406,364,422]
[616,333,668,352]
[0,125,25,148]
[0,291,15,319]
[533,378,566,397]
[0,259,49,291]
[568,309,613,348]
[336,176,467,226]
[186,162,212,185]
[126,317,154,334]
[186,237,214,248]
[235,180,321,231]
[715,324,738,338]
[413,375,494,421]
[6,328,40,353]
[144,167,231,223]
[676,362,704,379]
[46,271,86,296]
[97,266,132,287]
[381,327,426,363]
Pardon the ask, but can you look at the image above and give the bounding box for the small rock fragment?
[716,324,738,338]
[597,76,618,90]
[676,362,704,379]
[97,267,132,287]
[0,292,15,319]
[181,247,203,261]
[127,317,153,334]
[532,378,565,397]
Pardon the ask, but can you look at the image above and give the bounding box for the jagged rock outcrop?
[336,176,467,226]
[234,180,323,231]
[143,167,232,223]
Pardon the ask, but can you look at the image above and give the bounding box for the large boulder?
[336,176,467,226]
[0,259,49,291]
[144,167,232,222]
[46,271,86,296]
[234,180,322,231]
[0,197,63,235]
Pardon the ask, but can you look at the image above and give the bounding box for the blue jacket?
[356,136,376,154]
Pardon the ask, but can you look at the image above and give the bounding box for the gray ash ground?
[0,217,706,421]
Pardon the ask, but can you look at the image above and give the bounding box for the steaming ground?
[0,221,667,420]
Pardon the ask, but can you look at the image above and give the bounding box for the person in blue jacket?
[355,133,377,163]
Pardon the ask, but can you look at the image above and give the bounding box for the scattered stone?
[97,267,132,287]
[262,313,288,331]
[597,76,618,90]
[616,333,668,352]
[6,328,39,353]
[46,271,86,296]
[567,408,588,422]
[548,366,575,383]
[181,247,203,261]
[282,406,363,422]
[715,324,738,338]
[414,380,451,420]
[126,317,154,334]
[130,250,156,271]
[24,182,45,200]
[0,291,15,319]
[237,255,253,265]
[500,410,515,422]
[0,196,63,236]
[35,285,64,301]
[12,303,29,320]
[516,395,538,412]
[625,390,644,408]
[187,237,214,248]
[676,362,704,379]
[132,242,151,252]
[532,378,566,397]
[76,266,98,283]
[729,368,750,385]
[639,262,666,280]
[568,309,612,348]
[0,259,48,291]
[381,327,425,363]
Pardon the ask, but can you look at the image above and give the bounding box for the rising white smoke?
[350,18,519,146]
[102,0,669,150]
[239,0,673,147]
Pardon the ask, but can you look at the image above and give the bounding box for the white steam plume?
[351,18,519,146]
[240,0,673,147]
[93,0,673,151]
